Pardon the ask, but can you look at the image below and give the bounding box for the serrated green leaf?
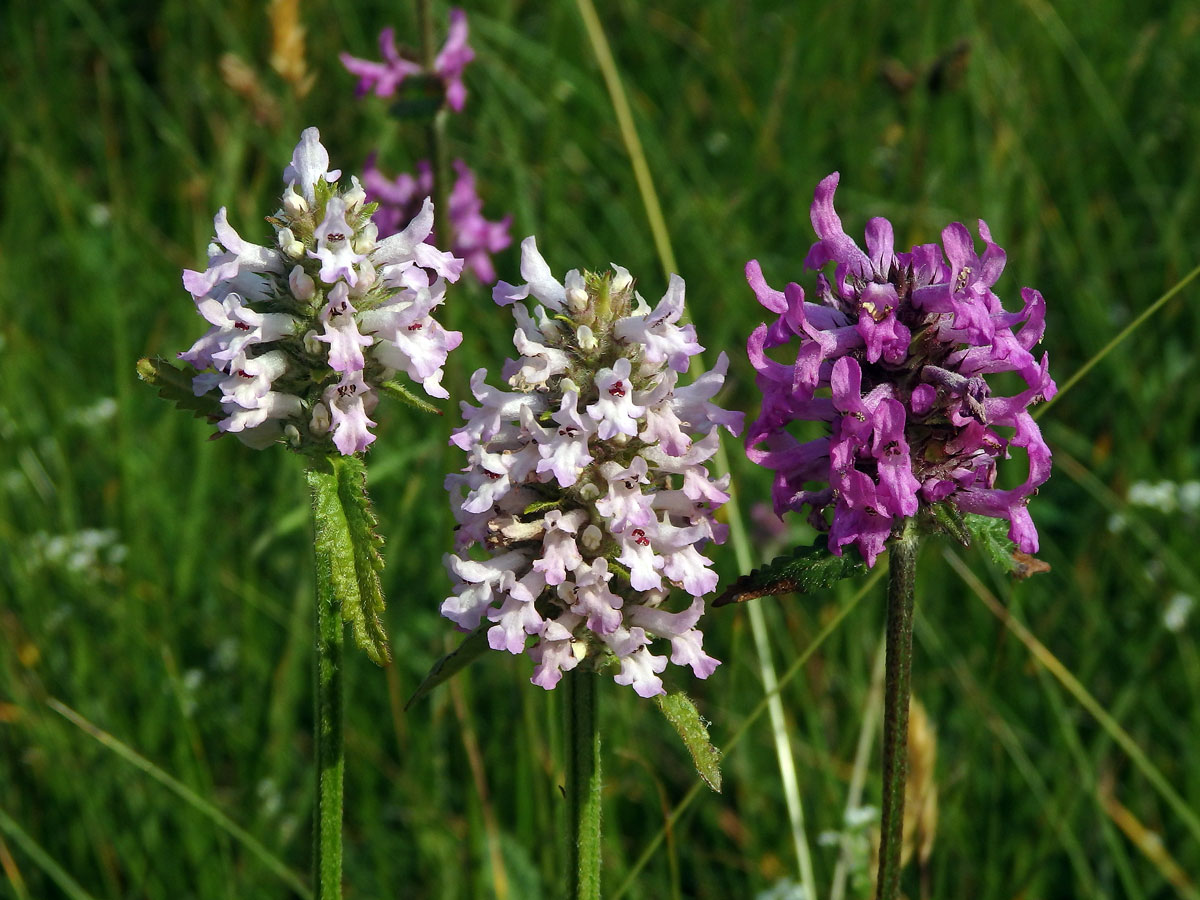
[715,535,867,607]
[136,356,222,420]
[928,502,971,546]
[335,455,391,666]
[962,513,1019,574]
[654,692,721,792]
[305,456,392,666]
[405,626,491,709]
[378,380,443,416]
[306,458,364,657]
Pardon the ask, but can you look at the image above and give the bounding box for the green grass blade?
[1036,261,1200,418]
[46,698,313,899]
[573,0,678,279]
[944,550,1200,848]
[0,806,96,900]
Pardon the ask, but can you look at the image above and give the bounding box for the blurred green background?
[2,0,1199,897]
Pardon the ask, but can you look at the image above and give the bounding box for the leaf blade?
[715,536,866,607]
[406,626,491,709]
[654,692,722,792]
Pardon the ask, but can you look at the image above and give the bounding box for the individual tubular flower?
[362,156,512,284]
[745,173,1055,566]
[340,8,475,112]
[442,238,743,697]
[178,127,463,453]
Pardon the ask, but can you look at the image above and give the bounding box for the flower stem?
[416,0,451,251]
[876,521,919,900]
[564,670,602,900]
[307,462,346,900]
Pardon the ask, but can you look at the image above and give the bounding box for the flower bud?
[343,176,366,213]
[309,401,331,434]
[290,265,316,301]
[576,324,597,351]
[580,524,603,551]
[566,284,588,313]
[282,185,307,218]
[354,221,378,255]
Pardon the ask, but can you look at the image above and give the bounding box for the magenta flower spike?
[363,156,512,284]
[176,127,464,455]
[340,8,476,112]
[442,238,742,697]
[745,173,1056,567]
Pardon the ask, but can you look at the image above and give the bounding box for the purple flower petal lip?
[828,498,892,567]
[1015,287,1048,351]
[865,217,896,275]
[746,260,788,314]
[803,172,872,281]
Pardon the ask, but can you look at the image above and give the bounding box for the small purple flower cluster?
[363,156,512,284]
[340,8,475,112]
[341,10,511,284]
[442,238,743,696]
[179,128,463,454]
[746,173,1055,566]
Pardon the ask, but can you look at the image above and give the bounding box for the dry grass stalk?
[268,0,315,97]
[218,53,283,128]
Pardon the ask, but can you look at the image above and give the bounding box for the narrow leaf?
[715,536,866,607]
[378,380,443,416]
[928,502,970,546]
[406,626,491,709]
[335,455,392,665]
[523,497,564,516]
[136,356,222,420]
[654,692,722,792]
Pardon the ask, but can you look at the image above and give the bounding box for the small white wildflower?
[1127,480,1177,513]
[1164,593,1194,633]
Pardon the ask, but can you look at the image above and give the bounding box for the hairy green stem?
[307,463,346,900]
[564,670,602,899]
[876,523,919,900]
